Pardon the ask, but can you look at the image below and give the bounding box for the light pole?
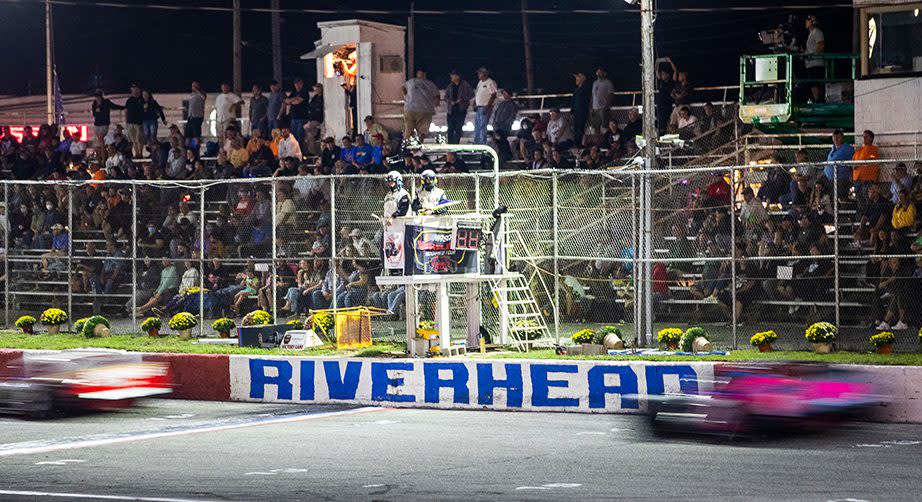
[45,0,54,125]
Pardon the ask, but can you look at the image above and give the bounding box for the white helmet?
[385,171,403,192]
[420,169,437,188]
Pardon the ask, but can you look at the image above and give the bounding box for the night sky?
[0,0,853,96]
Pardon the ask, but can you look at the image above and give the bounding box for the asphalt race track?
[0,400,919,501]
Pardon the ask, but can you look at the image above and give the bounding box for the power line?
[0,0,853,15]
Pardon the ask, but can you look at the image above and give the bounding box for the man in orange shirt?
[852,129,879,200]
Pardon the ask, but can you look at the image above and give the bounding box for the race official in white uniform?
[382,171,410,226]
[412,169,450,215]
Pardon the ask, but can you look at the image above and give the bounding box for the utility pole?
[233,0,242,93]
[271,0,282,84]
[45,0,53,125]
[638,0,657,346]
[521,0,535,95]
[407,0,415,79]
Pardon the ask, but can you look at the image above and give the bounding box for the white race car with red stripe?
[0,351,171,418]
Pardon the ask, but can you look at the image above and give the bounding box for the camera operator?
[804,15,826,103]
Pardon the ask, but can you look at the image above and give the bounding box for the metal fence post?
[3,183,8,327]
[198,183,206,338]
[729,168,737,349]
[833,159,841,329]
[330,177,337,310]
[67,185,73,329]
[270,181,278,323]
[631,173,639,343]
[131,185,138,327]
[551,170,560,344]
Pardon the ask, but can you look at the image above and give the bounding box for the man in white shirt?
[804,15,826,103]
[214,82,243,142]
[546,108,575,150]
[276,121,303,160]
[473,67,497,145]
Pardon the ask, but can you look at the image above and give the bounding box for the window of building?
[861,4,922,77]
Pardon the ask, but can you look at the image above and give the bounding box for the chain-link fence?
[4,157,922,352]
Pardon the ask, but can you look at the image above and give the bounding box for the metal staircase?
[489,272,551,352]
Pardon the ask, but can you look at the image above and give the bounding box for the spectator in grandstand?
[267,80,284,134]
[739,187,769,236]
[38,223,68,274]
[717,247,759,323]
[804,15,826,103]
[229,268,260,315]
[602,120,627,161]
[444,70,475,145]
[622,108,642,151]
[403,68,440,142]
[529,149,548,170]
[270,121,301,162]
[311,260,338,310]
[548,149,571,170]
[667,61,692,133]
[339,135,357,165]
[257,260,295,312]
[473,67,498,145]
[91,90,125,158]
[703,172,731,207]
[72,241,100,294]
[352,134,374,170]
[138,221,167,257]
[215,82,244,144]
[185,81,206,148]
[689,240,729,300]
[33,199,62,249]
[676,106,697,138]
[873,257,911,330]
[304,83,325,155]
[336,260,370,308]
[228,137,250,169]
[95,240,125,295]
[492,89,518,139]
[579,145,603,169]
[655,60,676,135]
[135,256,179,316]
[360,116,388,146]
[546,108,574,151]
[515,117,535,160]
[852,130,880,199]
[281,259,312,314]
[489,130,513,169]
[890,162,913,204]
[248,83,269,139]
[571,72,591,146]
[698,102,723,134]
[854,183,892,249]
[825,129,854,198]
[759,157,792,204]
[892,188,917,232]
[124,84,145,158]
[438,151,468,174]
[141,90,166,144]
[589,67,614,139]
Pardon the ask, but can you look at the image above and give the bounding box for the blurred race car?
[647,362,881,437]
[0,351,171,418]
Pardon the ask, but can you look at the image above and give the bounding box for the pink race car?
[646,363,882,437]
[0,351,172,418]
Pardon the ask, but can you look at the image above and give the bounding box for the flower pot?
[692,337,713,353]
[582,343,605,355]
[666,342,679,351]
[147,329,160,338]
[22,326,34,335]
[46,325,60,335]
[602,333,624,350]
[813,342,832,354]
[876,343,893,355]
[758,343,773,353]
[219,331,229,339]
[93,325,110,338]
[179,329,193,340]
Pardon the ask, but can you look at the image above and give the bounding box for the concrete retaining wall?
[4,349,922,422]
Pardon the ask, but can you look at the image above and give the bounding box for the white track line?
[0,406,382,458]
[0,490,228,502]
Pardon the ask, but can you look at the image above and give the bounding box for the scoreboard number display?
[452,223,482,251]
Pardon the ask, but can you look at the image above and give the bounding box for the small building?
[853,0,922,161]
[301,19,406,142]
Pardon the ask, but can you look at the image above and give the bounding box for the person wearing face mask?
[34,201,62,249]
[137,222,167,257]
[412,170,450,216]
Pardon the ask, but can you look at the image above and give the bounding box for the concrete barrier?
[6,349,922,423]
